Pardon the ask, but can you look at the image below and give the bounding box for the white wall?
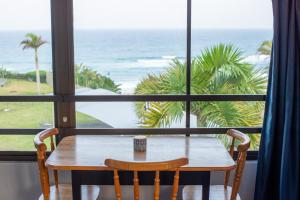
[0,161,257,200]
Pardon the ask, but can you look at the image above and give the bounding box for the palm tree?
[75,64,83,87]
[257,40,272,56]
[135,44,267,149]
[20,33,47,94]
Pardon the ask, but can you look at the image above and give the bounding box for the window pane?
[0,102,54,128]
[74,0,186,95]
[191,101,264,150]
[0,135,51,151]
[0,0,53,95]
[76,102,187,128]
[191,0,273,94]
[190,101,264,128]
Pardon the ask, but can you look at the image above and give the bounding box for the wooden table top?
[46,135,235,171]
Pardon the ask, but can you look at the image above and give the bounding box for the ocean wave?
[137,59,171,67]
[136,55,179,67]
[243,54,270,64]
[162,55,176,59]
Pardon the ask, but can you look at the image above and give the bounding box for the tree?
[135,44,268,149]
[75,64,121,93]
[257,40,272,56]
[20,33,47,94]
[0,67,10,79]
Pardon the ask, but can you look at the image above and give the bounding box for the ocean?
[0,29,272,94]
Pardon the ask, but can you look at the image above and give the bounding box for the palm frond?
[138,102,184,128]
[257,40,272,55]
[20,33,47,50]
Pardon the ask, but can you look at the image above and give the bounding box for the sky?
[0,0,273,30]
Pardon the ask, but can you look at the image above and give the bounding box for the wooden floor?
[38,184,100,200]
[182,185,241,200]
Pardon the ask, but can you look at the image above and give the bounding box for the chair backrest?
[34,128,59,200]
[105,157,189,200]
[224,129,250,200]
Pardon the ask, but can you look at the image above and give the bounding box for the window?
[0,0,53,95]
[191,0,272,95]
[73,0,186,95]
[0,0,54,152]
[190,0,272,150]
[0,0,273,158]
[76,102,186,128]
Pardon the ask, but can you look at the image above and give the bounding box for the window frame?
[0,0,266,161]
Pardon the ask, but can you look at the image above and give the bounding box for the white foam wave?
[162,55,176,59]
[136,56,178,68]
[243,54,270,64]
[137,59,171,68]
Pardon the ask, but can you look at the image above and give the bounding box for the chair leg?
[231,153,246,200]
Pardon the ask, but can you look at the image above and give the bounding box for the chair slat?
[154,171,160,200]
[133,171,139,200]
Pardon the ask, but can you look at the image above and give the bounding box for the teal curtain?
[255,0,300,199]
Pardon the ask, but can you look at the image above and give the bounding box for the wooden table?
[46,135,235,200]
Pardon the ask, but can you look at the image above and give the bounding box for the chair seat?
[182,185,241,200]
[38,184,100,200]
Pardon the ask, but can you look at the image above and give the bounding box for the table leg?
[202,172,211,200]
[71,171,82,200]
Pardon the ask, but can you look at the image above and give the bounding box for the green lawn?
[0,79,53,95]
[0,111,102,151]
[0,102,53,128]
[0,135,40,151]
[0,78,104,151]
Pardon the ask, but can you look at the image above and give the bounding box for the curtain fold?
[255,0,300,199]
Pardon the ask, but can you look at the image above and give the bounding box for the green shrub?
[24,71,47,83]
[75,64,121,93]
[0,67,47,83]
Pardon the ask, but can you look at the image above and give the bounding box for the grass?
[0,112,102,151]
[0,135,38,151]
[0,78,105,151]
[0,102,53,128]
[0,103,103,129]
[0,79,53,95]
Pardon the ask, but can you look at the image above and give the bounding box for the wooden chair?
[34,128,99,200]
[182,129,250,200]
[105,157,189,200]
